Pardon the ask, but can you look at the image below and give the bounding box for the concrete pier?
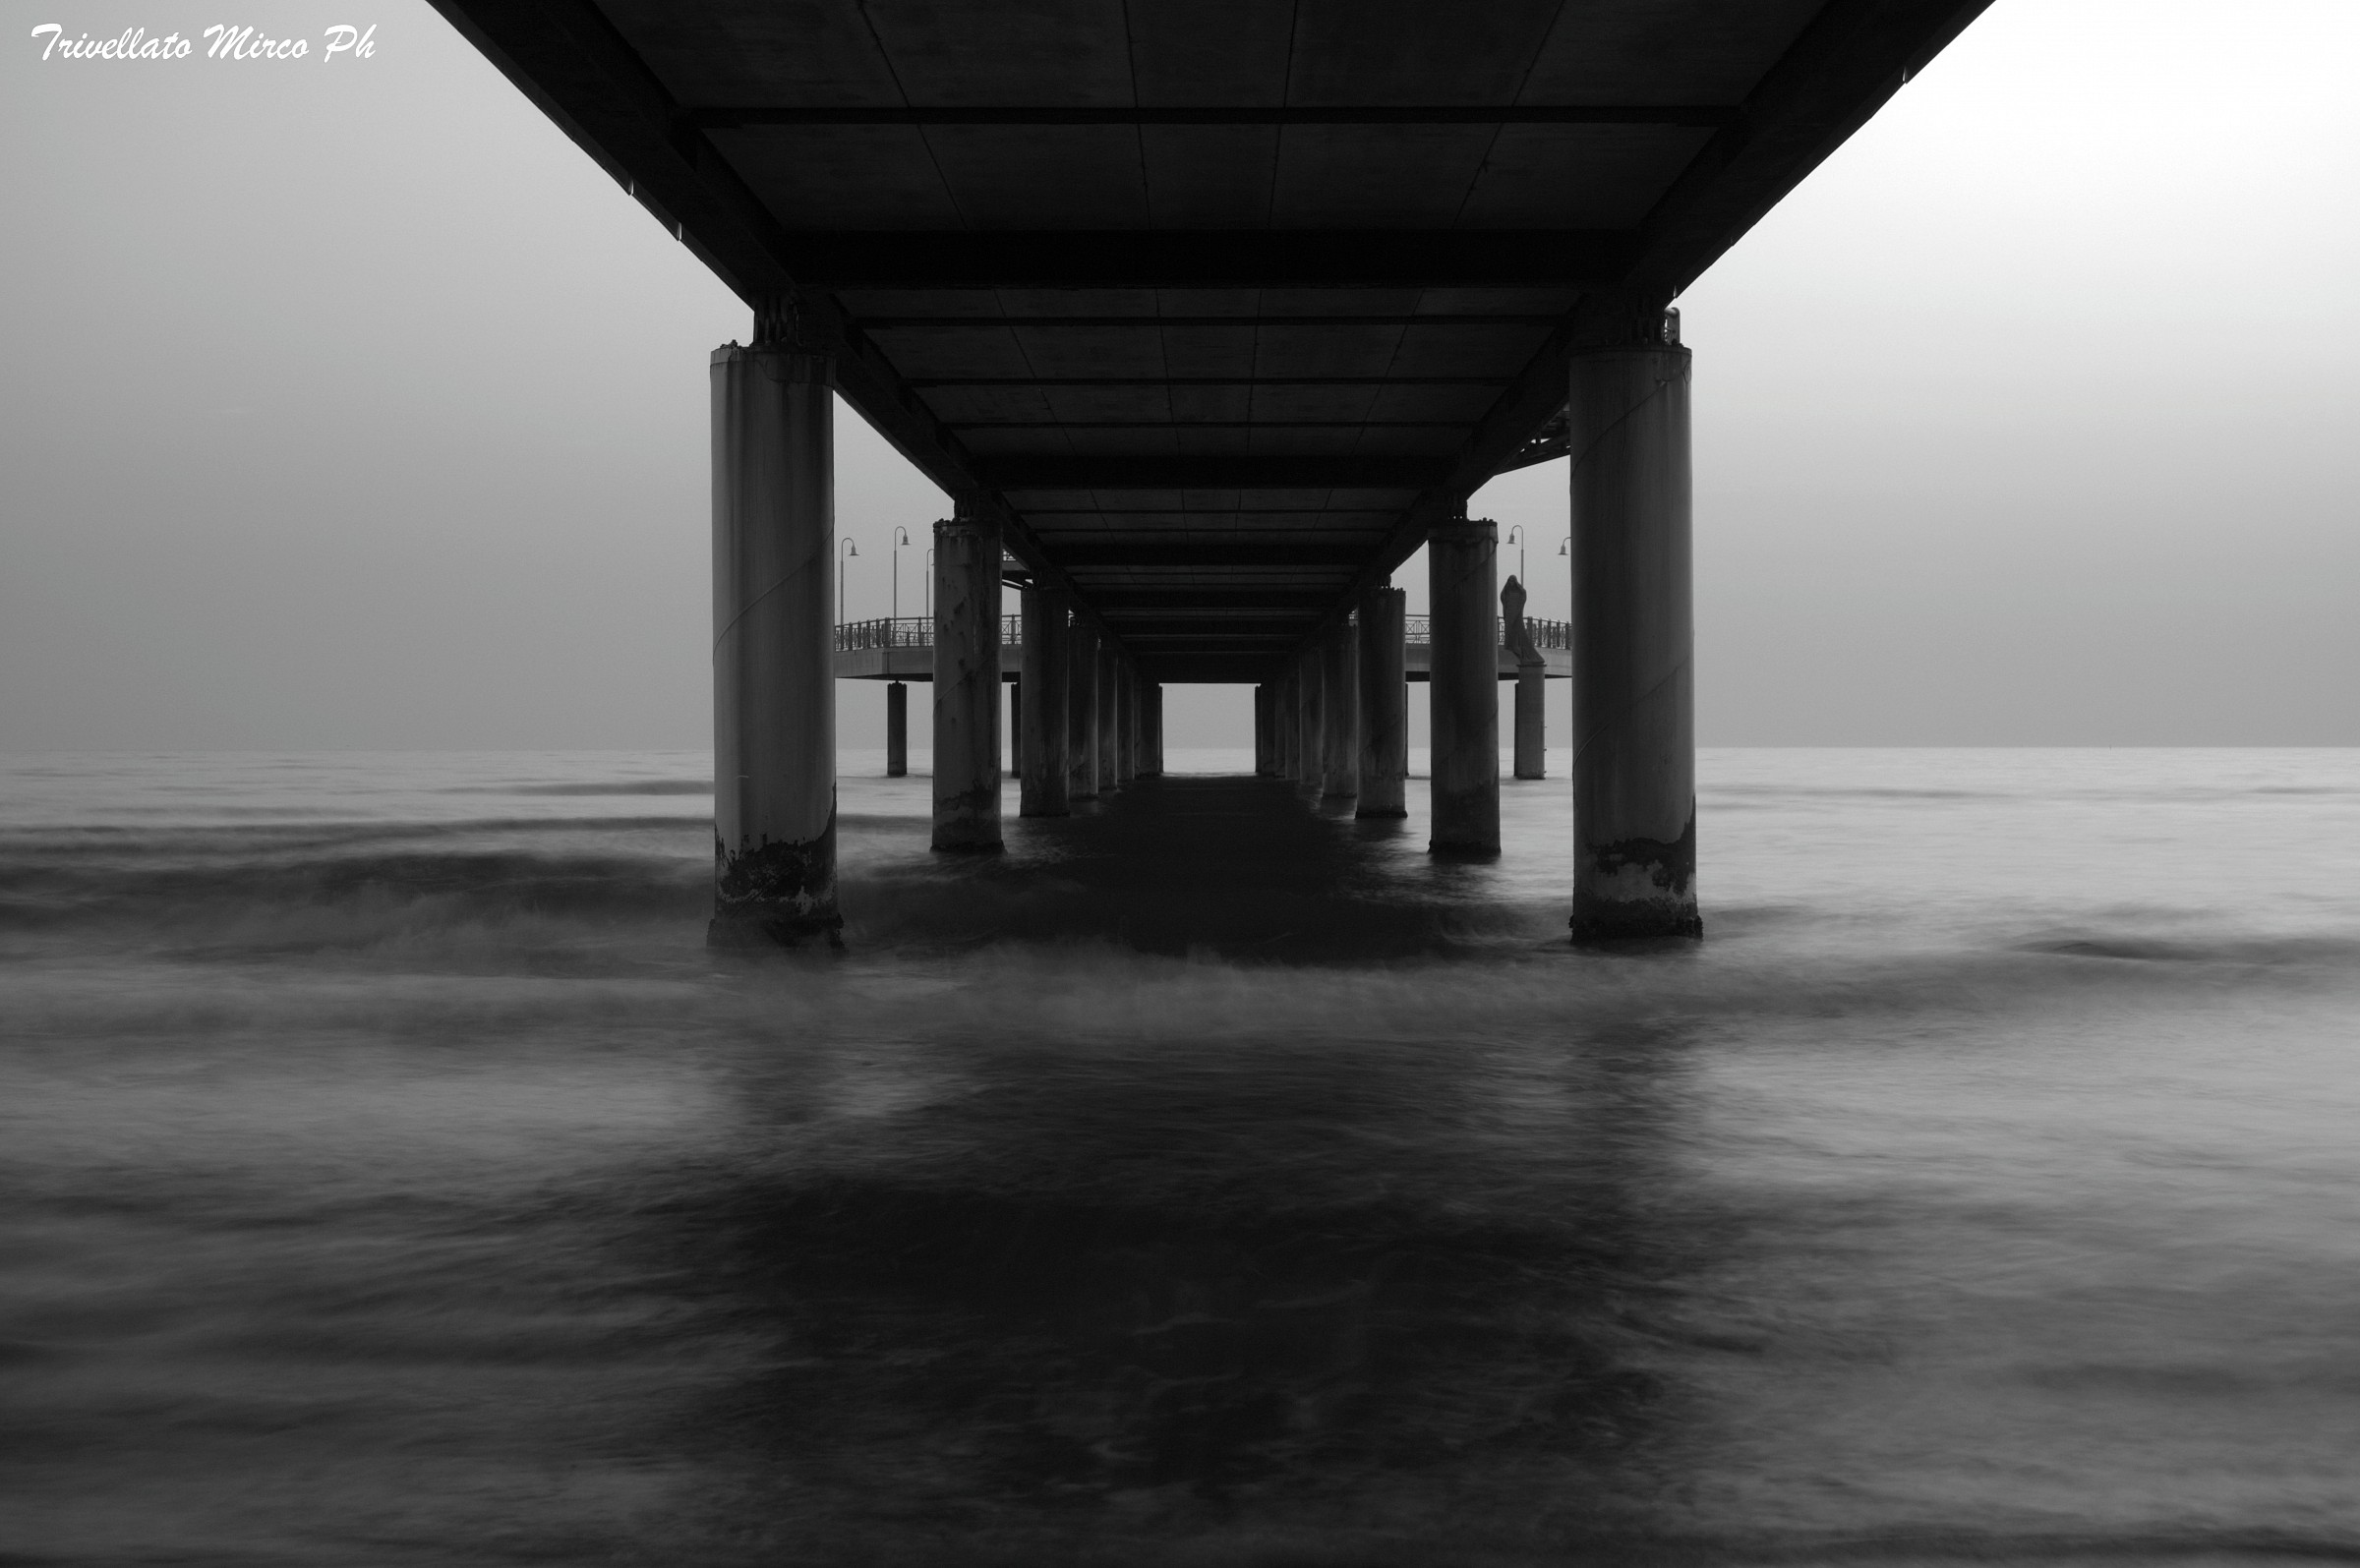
[1513,666,1546,780]
[452,2,2003,963]
[1568,323,1699,938]
[1297,650,1326,790]
[1115,664,1136,785]
[709,340,840,945]
[1293,667,1309,782]
[930,507,1002,851]
[1275,672,1296,779]
[1096,642,1120,795]
[1069,619,1100,801]
[1020,586,1070,817]
[1504,575,1547,781]
[1321,621,1358,798]
[1282,662,1298,781]
[1133,665,1151,778]
[1254,684,1275,776]
[1428,512,1501,854]
[1144,682,1164,777]
[1356,586,1408,819]
[885,682,908,778]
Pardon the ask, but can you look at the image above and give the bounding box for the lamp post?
[839,538,857,630]
[924,547,934,622]
[1507,525,1526,586]
[891,525,911,628]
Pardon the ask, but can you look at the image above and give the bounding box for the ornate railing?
[835,615,1024,653]
[1401,614,1568,651]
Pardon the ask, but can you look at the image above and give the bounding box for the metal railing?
[836,615,1024,653]
[1402,613,1569,651]
[836,613,1568,654]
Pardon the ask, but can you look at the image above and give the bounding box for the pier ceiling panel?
[439,0,1991,678]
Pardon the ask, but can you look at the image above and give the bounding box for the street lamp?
[923,547,934,622]
[1506,525,1526,585]
[891,525,911,626]
[839,538,858,626]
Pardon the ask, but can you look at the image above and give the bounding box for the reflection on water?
[3,749,2360,1563]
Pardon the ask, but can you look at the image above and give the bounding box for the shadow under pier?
[843,774,1533,959]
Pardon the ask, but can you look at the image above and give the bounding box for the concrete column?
[1297,650,1325,790]
[1133,677,1150,777]
[1114,664,1136,784]
[1134,673,1152,778]
[1009,678,1023,779]
[1569,324,1699,938]
[1133,665,1151,778]
[1428,512,1501,853]
[1274,672,1294,778]
[1356,586,1407,818]
[1146,683,1164,777]
[1503,575,1548,781]
[1254,684,1274,776]
[1293,665,1312,778]
[1069,619,1100,801]
[1322,620,1358,798]
[1096,642,1120,794]
[930,507,1001,851]
[1020,587,1070,817]
[710,340,839,945]
[885,682,909,778]
[1515,668,1547,780]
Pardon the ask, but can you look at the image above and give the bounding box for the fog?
[3,0,2353,751]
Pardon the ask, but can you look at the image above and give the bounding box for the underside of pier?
[430,0,1988,682]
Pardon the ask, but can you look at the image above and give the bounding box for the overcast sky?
[2,0,2354,751]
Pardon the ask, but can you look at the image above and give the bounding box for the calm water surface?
[3,747,2357,1566]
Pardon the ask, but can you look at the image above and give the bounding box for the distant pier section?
[834,612,1569,683]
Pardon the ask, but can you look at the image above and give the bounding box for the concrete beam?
[862,315,1563,330]
[689,105,1740,129]
[1046,543,1373,569]
[788,231,1636,291]
[1088,588,1337,610]
[980,456,1451,491]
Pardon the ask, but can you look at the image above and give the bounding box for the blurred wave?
[445,779,714,796]
[2,749,2359,1564]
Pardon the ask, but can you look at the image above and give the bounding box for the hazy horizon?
[4,0,2354,751]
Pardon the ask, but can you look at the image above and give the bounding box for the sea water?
[2,747,2357,1565]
